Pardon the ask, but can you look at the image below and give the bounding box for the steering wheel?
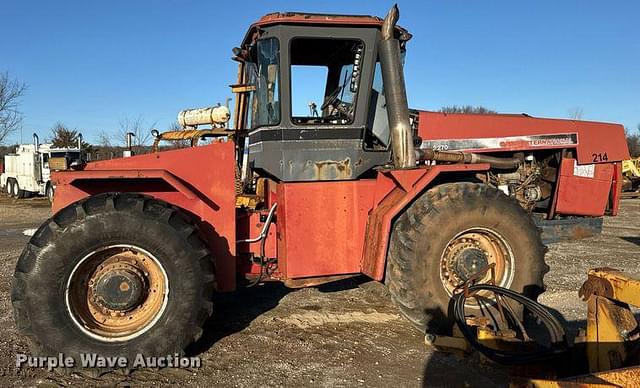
[321,86,343,112]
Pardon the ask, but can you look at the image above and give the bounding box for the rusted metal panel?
[52,142,238,291]
[533,216,603,244]
[609,162,623,216]
[312,157,352,180]
[277,179,376,279]
[580,268,640,307]
[555,158,614,217]
[241,12,411,48]
[360,163,490,281]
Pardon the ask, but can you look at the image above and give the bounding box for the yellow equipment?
[579,268,640,373]
[527,268,640,387]
[622,157,640,194]
[425,267,640,387]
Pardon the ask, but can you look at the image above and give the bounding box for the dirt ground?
[0,193,638,387]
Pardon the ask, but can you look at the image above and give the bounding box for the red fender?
[51,142,238,291]
[360,163,490,281]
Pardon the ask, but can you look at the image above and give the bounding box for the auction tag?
[573,161,595,178]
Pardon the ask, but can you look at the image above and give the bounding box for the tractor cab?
[232,13,413,181]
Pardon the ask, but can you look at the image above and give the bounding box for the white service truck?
[0,134,83,201]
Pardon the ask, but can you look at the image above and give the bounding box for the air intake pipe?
[415,148,522,170]
[379,5,416,169]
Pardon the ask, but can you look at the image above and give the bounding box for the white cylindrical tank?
[178,106,230,127]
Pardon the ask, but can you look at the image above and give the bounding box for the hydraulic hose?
[415,149,522,170]
[452,284,569,365]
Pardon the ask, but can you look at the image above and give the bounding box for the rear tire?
[9,179,19,198]
[12,193,215,363]
[6,179,14,196]
[13,180,26,198]
[386,182,548,334]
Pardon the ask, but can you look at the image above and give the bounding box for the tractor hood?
[416,111,630,165]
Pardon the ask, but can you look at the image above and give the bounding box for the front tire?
[46,183,54,203]
[386,182,548,334]
[12,193,215,362]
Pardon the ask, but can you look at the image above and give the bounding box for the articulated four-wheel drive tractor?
[11,6,629,361]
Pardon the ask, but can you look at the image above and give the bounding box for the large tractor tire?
[386,182,548,334]
[12,193,215,362]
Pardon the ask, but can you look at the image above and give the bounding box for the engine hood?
[416,111,630,165]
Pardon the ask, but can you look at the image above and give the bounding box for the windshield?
[50,151,81,159]
[246,38,280,129]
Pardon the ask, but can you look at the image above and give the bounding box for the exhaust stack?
[379,5,415,168]
[123,132,135,157]
[33,133,39,152]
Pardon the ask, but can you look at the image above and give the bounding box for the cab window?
[289,38,364,125]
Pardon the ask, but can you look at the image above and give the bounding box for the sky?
[1,0,638,145]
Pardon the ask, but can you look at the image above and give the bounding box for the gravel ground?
[0,193,638,387]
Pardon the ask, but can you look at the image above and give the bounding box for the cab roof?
[241,12,411,47]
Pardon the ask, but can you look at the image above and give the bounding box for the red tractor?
[12,6,629,360]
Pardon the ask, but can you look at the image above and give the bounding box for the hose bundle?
[452,284,569,365]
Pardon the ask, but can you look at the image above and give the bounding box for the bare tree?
[116,117,155,153]
[569,107,584,120]
[440,105,497,114]
[167,121,182,132]
[97,130,112,148]
[0,72,27,144]
[627,125,640,158]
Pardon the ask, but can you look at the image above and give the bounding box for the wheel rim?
[12,182,18,197]
[65,245,169,342]
[439,227,515,299]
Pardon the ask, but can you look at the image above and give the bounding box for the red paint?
[276,179,376,279]
[52,142,238,291]
[418,111,630,164]
[555,158,614,217]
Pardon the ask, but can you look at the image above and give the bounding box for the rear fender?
[361,163,490,281]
